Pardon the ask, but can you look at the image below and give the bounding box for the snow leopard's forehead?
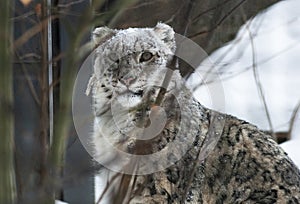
[92,23,176,79]
[97,27,175,59]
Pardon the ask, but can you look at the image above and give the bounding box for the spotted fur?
[88,23,300,203]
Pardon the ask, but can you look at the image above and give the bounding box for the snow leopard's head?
[87,23,178,109]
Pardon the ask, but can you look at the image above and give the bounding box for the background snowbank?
[191,0,300,167]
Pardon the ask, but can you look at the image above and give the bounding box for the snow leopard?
[86,23,300,203]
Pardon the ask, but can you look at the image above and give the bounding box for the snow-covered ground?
[191,0,300,167]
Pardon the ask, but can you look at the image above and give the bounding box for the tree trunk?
[0,1,17,203]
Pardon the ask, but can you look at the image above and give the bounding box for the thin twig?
[246,18,274,135]
[57,0,87,8]
[164,4,186,25]
[11,11,35,21]
[222,42,300,80]
[288,101,300,140]
[13,15,58,50]
[126,175,138,204]
[108,0,141,27]
[22,65,41,105]
[191,0,233,23]
[96,172,121,204]
[189,0,247,39]
[193,40,300,89]
[124,1,156,10]
[190,18,253,91]
[14,50,41,105]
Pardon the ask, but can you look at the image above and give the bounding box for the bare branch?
[288,101,300,140]
[246,18,275,135]
[189,0,247,39]
[13,15,58,50]
[191,0,233,23]
[57,0,88,8]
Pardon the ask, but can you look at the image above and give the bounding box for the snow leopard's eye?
[139,51,154,63]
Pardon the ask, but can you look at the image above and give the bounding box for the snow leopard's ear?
[92,27,116,46]
[153,22,176,52]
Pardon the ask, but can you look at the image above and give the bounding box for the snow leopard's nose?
[118,65,137,86]
[119,75,136,86]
